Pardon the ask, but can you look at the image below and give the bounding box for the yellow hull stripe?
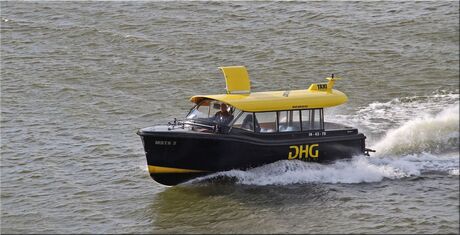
[148,165,206,174]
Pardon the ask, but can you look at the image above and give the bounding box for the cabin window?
[232,112,255,132]
[254,112,277,133]
[301,109,324,130]
[186,99,236,126]
[278,110,301,132]
[209,100,226,118]
[187,100,211,119]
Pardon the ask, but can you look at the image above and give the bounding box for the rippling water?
[1,1,459,234]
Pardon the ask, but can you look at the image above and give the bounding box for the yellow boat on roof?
[191,66,347,112]
[138,66,373,186]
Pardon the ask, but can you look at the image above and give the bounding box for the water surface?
[1,1,459,234]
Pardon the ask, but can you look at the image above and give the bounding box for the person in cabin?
[214,103,234,126]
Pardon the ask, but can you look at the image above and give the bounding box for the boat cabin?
[186,99,325,134]
[183,66,350,135]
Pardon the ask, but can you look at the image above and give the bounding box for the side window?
[301,109,311,130]
[312,109,323,129]
[278,110,301,132]
[254,112,277,133]
[301,109,323,130]
[232,112,254,132]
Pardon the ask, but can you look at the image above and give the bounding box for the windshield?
[186,99,238,126]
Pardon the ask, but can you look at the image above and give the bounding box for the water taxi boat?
[138,66,372,186]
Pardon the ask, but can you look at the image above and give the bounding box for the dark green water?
[1,1,458,234]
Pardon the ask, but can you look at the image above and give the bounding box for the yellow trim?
[148,165,206,174]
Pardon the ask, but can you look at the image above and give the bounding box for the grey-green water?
[1,1,459,234]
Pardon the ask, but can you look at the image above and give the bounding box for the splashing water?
[192,151,458,186]
[372,104,459,155]
[332,93,459,136]
[191,157,409,185]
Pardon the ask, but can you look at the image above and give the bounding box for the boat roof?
[190,66,348,112]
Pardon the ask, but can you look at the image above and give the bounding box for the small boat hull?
[138,126,366,186]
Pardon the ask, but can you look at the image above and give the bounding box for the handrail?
[182,120,216,130]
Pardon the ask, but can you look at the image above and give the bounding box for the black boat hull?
[138,127,366,186]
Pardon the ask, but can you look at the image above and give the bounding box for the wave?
[331,92,459,136]
[190,152,458,186]
[371,103,459,155]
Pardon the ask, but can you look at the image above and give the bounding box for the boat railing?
[168,118,218,132]
[183,120,217,131]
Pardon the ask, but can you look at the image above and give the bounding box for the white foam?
[330,93,459,136]
[371,152,459,174]
[371,104,459,155]
[192,151,459,186]
[449,169,459,176]
[193,158,399,185]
